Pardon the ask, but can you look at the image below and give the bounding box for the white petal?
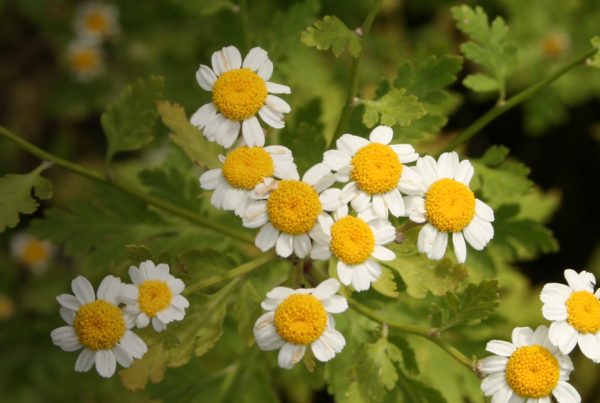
[372,245,395,261]
[303,163,330,187]
[350,191,371,212]
[564,269,594,292]
[322,295,348,313]
[75,349,96,372]
[211,48,227,75]
[476,199,495,222]
[511,327,534,347]
[97,275,121,304]
[152,317,167,332]
[454,160,474,185]
[95,350,117,378]
[373,223,396,245]
[416,155,439,187]
[278,343,305,369]
[256,223,279,252]
[292,234,311,258]
[385,189,405,217]
[320,188,343,212]
[222,45,242,70]
[60,307,76,325]
[336,134,369,156]
[372,194,388,219]
[311,244,332,260]
[549,321,578,354]
[578,333,600,362]
[540,283,572,306]
[112,344,133,368]
[258,105,284,129]
[203,113,226,141]
[311,328,345,362]
[242,116,265,147]
[257,58,273,81]
[486,340,516,357]
[351,265,372,292]
[266,95,290,114]
[120,284,138,304]
[542,303,568,321]
[57,294,80,311]
[481,372,507,396]
[216,119,241,148]
[266,81,291,94]
[243,47,268,70]
[191,102,218,128]
[253,312,285,350]
[71,276,95,304]
[136,313,150,328]
[313,278,340,300]
[199,169,222,190]
[552,381,581,403]
[369,125,393,144]
[452,232,467,263]
[436,152,459,178]
[337,261,352,285]
[168,278,185,295]
[276,233,294,258]
[323,149,351,171]
[428,231,448,260]
[479,355,508,375]
[195,65,217,91]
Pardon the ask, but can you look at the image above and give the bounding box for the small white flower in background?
[66,38,104,81]
[51,276,147,378]
[479,326,580,403]
[74,1,119,43]
[242,163,346,258]
[253,278,348,369]
[323,125,419,220]
[540,269,600,363]
[10,233,55,274]
[120,260,189,332]
[192,45,292,148]
[310,212,396,292]
[200,145,298,216]
[403,151,494,263]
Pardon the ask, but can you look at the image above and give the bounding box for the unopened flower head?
[74,1,119,43]
[200,145,299,216]
[51,276,147,378]
[253,278,348,369]
[192,45,292,148]
[540,269,600,363]
[310,211,396,292]
[10,233,55,274]
[120,260,190,332]
[403,151,494,263]
[479,326,580,403]
[323,125,419,220]
[66,38,104,81]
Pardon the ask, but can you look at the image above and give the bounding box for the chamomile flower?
[309,212,396,291]
[74,1,119,43]
[191,45,291,148]
[120,260,190,332]
[478,326,580,403]
[200,145,298,216]
[403,152,494,263]
[51,276,147,378]
[10,233,55,274]
[323,125,419,219]
[66,38,104,81]
[242,163,344,258]
[253,278,348,369]
[540,269,600,363]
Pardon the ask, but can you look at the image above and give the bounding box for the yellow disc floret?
[22,238,49,266]
[351,143,402,194]
[86,12,108,33]
[267,180,321,235]
[71,49,97,71]
[212,68,267,121]
[425,178,476,232]
[274,294,327,345]
[505,345,559,398]
[74,300,126,351]
[330,216,375,265]
[222,146,274,190]
[566,291,600,334]
[138,280,173,318]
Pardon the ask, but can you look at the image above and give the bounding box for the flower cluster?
[66,1,119,81]
[51,260,188,377]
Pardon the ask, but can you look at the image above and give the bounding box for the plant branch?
[441,48,597,154]
[0,126,255,245]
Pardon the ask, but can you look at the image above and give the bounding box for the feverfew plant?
[1,1,600,402]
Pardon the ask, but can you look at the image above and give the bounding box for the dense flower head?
[66,38,104,81]
[10,233,54,273]
[73,1,119,42]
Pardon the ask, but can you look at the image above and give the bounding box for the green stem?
[0,126,255,245]
[184,252,274,295]
[328,0,383,148]
[349,299,475,372]
[441,48,597,154]
[292,259,304,288]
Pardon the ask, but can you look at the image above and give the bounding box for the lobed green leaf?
[362,88,427,128]
[301,15,362,57]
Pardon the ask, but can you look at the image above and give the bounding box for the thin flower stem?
[292,259,304,288]
[440,48,597,154]
[0,126,255,245]
[348,298,476,373]
[184,252,275,295]
[328,0,383,148]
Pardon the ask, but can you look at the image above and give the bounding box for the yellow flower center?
[543,35,566,57]
[274,294,327,345]
[222,146,274,190]
[22,238,49,265]
[505,345,559,398]
[330,216,375,265]
[566,291,600,334]
[267,180,322,235]
[425,178,475,232]
[72,49,97,71]
[86,12,108,33]
[351,143,402,195]
[138,280,173,318]
[74,300,125,351]
[212,68,267,121]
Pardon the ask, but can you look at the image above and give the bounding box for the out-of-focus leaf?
[138,167,202,213]
[463,73,499,91]
[102,76,164,162]
[301,15,361,57]
[362,88,427,128]
[372,266,399,298]
[0,162,52,232]
[388,333,419,375]
[589,36,600,68]
[119,343,169,391]
[231,281,263,346]
[388,369,447,403]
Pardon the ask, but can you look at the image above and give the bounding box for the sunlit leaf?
[301,15,361,57]
[588,36,600,68]
[463,73,499,91]
[362,88,427,128]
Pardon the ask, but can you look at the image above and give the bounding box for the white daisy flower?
[309,211,396,292]
[191,45,292,148]
[199,145,299,216]
[120,260,190,332]
[66,38,104,81]
[74,1,119,43]
[322,125,419,220]
[253,278,348,369]
[540,269,600,363]
[478,326,580,403]
[10,233,55,274]
[50,275,147,378]
[403,151,494,263]
[242,163,345,258]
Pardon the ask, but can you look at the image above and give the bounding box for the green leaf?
[355,338,403,401]
[589,36,600,68]
[463,73,499,91]
[429,280,500,331]
[301,15,361,57]
[362,88,427,128]
[138,167,202,213]
[231,281,263,346]
[388,334,419,375]
[125,244,154,264]
[102,76,164,162]
[119,343,169,391]
[390,369,447,403]
[372,266,399,298]
[0,162,53,232]
[157,100,221,169]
